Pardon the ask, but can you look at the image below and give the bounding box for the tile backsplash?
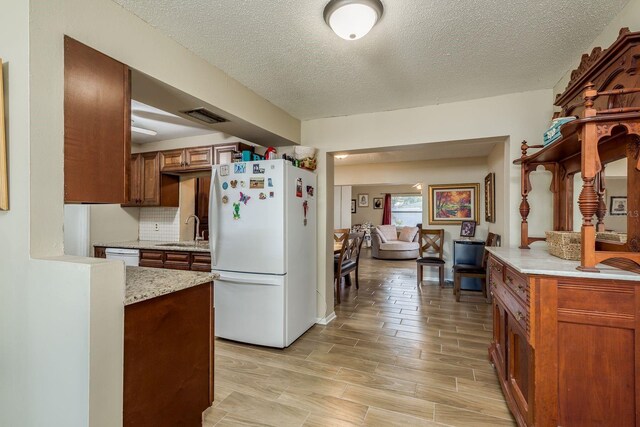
[139,207,180,242]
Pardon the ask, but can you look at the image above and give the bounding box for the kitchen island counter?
[125,266,217,305]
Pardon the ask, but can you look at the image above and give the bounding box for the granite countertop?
[125,266,218,305]
[95,240,210,253]
[487,247,640,282]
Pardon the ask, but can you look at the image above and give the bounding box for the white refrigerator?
[209,159,317,348]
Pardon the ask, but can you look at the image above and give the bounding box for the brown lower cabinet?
[94,247,211,271]
[124,282,214,427]
[488,254,640,427]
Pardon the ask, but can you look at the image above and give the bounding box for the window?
[391,195,422,227]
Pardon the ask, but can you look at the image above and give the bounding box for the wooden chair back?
[419,229,445,259]
[334,228,349,243]
[350,232,366,263]
[482,232,501,268]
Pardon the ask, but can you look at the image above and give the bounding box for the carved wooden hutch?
[488,28,640,427]
[516,27,640,273]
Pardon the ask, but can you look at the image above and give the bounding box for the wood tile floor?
[204,250,515,426]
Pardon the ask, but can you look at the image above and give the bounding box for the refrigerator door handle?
[216,274,282,286]
[210,168,219,267]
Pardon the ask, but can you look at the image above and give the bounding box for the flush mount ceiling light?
[323,0,384,41]
[334,154,349,159]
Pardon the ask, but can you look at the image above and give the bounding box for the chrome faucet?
[185,215,203,242]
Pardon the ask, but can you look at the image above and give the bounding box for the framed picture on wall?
[373,197,383,209]
[351,199,356,214]
[460,220,477,238]
[484,173,495,223]
[358,194,369,207]
[609,196,627,216]
[428,183,480,225]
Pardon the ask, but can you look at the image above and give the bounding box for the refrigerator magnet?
[253,164,265,174]
[269,191,275,198]
[259,192,266,200]
[232,202,241,220]
[306,185,314,197]
[222,195,229,204]
[220,164,229,176]
[296,178,303,198]
[268,178,273,187]
[234,163,246,174]
[240,180,246,187]
[239,192,251,205]
[230,180,238,189]
[222,182,229,190]
[250,177,265,189]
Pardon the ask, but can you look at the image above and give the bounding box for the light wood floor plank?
[208,250,513,427]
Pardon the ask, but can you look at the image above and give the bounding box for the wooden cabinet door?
[195,176,211,239]
[185,146,212,170]
[492,298,507,375]
[64,36,130,203]
[140,152,160,206]
[213,145,236,165]
[160,149,185,171]
[123,154,142,206]
[507,318,532,423]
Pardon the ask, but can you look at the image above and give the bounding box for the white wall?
[90,205,140,248]
[349,184,417,226]
[333,185,352,229]
[1,0,300,424]
[303,89,553,319]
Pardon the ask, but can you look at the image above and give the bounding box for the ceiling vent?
[180,108,228,124]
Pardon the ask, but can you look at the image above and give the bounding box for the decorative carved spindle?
[519,141,533,248]
[583,82,598,118]
[578,177,599,226]
[595,167,607,232]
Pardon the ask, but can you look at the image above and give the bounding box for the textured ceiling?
[113,0,629,120]
[333,137,502,165]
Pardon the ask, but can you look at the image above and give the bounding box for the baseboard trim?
[316,312,337,325]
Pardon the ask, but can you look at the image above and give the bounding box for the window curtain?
[382,193,392,225]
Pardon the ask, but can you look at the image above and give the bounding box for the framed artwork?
[351,199,356,214]
[428,183,480,225]
[0,59,7,210]
[460,220,477,238]
[609,196,627,216]
[484,173,495,223]
[373,197,383,209]
[358,193,369,207]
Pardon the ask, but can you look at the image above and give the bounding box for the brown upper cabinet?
[64,36,130,203]
[213,143,254,165]
[161,146,213,172]
[123,152,178,207]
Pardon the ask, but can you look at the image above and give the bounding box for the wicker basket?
[545,231,581,261]
[596,231,627,244]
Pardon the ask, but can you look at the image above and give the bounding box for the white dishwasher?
[105,248,140,266]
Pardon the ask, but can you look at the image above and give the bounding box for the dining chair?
[416,229,445,287]
[334,228,349,259]
[334,232,365,304]
[453,232,501,302]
